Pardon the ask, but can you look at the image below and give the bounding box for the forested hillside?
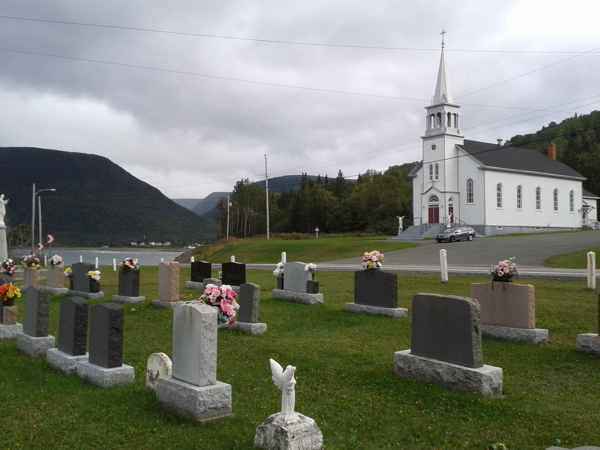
[1,147,217,247]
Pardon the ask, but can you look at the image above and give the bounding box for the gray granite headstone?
[221,262,246,286]
[23,286,50,337]
[191,261,211,282]
[72,262,94,293]
[283,262,311,293]
[89,302,124,368]
[411,293,483,369]
[354,270,398,308]
[238,283,260,323]
[172,302,217,386]
[118,269,140,297]
[58,297,89,356]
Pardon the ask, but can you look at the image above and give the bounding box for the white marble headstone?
[283,262,311,293]
[146,352,173,389]
[172,302,217,387]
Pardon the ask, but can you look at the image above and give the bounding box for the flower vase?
[89,279,100,293]
[492,275,513,283]
[3,298,14,308]
[69,278,73,290]
[276,276,284,290]
[306,280,320,294]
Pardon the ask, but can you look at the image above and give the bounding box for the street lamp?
[31,184,56,253]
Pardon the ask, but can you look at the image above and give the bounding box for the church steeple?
[432,34,453,104]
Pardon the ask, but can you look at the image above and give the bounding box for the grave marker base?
[112,295,145,304]
[344,302,408,318]
[152,300,185,309]
[394,350,503,397]
[47,348,89,375]
[156,377,234,423]
[0,323,23,339]
[66,289,104,300]
[482,325,548,344]
[254,412,324,450]
[76,360,135,387]
[228,322,267,335]
[272,289,323,305]
[185,281,205,290]
[38,286,68,296]
[16,333,56,358]
[576,333,600,355]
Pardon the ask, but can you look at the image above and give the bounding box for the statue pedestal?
[254,412,324,450]
[0,225,7,261]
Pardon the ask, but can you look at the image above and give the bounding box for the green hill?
[1,147,217,247]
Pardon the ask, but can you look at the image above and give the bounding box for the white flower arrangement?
[273,261,285,277]
[86,270,101,281]
[50,255,64,266]
[304,263,317,280]
[360,250,385,270]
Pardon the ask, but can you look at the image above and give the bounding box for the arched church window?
[447,112,452,127]
[466,179,474,204]
[569,190,574,212]
[453,113,457,128]
[429,114,435,130]
[517,185,523,209]
[553,188,559,211]
[536,187,541,210]
[434,163,439,180]
[436,112,441,127]
[429,164,433,181]
[429,195,439,203]
[456,112,460,129]
[496,183,503,208]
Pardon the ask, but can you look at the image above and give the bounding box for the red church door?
[448,205,454,223]
[428,205,440,224]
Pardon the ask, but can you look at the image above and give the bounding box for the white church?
[407,44,598,237]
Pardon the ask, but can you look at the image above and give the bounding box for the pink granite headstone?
[159,262,180,303]
[47,265,65,289]
[23,268,37,288]
[471,282,535,329]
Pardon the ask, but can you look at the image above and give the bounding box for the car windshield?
[441,228,458,234]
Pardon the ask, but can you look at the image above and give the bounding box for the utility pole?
[226,195,230,240]
[38,196,42,250]
[265,154,270,241]
[31,183,35,253]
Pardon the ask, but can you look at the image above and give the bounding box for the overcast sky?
[1,1,599,199]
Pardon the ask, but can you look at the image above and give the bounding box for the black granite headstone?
[72,262,94,293]
[411,293,483,369]
[191,261,212,283]
[118,269,140,296]
[23,286,50,337]
[222,262,246,287]
[238,283,260,323]
[89,302,124,368]
[0,273,12,284]
[354,270,398,308]
[306,280,320,294]
[58,297,89,356]
[276,277,284,290]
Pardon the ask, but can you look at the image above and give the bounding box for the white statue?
[0,194,8,226]
[269,359,296,420]
[396,215,405,232]
[446,213,453,228]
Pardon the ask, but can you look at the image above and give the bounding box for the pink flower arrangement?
[490,257,520,281]
[360,250,385,269]
[200,284,239,325]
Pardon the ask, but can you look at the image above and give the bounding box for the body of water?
[12,248,185,266]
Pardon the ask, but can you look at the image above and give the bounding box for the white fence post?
[113,258,117,272]
[588,252,596,290]
[95,257,99,269]
[231,255,235,262]
[440,249,448,283]
[281,252,287,264]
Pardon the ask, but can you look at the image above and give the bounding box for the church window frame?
[453,113,457,128]
[496,183,503,208]
[429,195,439,203]
[466,179,474,204]
[536,186,541,211]
[429,114,435,130]
[436,112,442,128]
[553,188,559,212]
[516,185,523,210]
[447,112,452,127]
[569,190,574,213]
[434,163,439,180]
[429,164,433,181]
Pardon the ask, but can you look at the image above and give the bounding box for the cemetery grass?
[189,236,419,263]
[0,269,599,450]
[545,246,600,269]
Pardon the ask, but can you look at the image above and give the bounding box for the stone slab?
[66,289,104,299]
[146,352,173,390]
[221,261,246,286]
[411,293,483,369]
[47,264,65,289]
[23,268,37,287]
[0,323,23,339]
[38,286,68,295]
[2,305,17,325]
[283,262,311,293]
[354,269,398,308]
[186,281,204,290]
[155,377,234,423]
[58,297,89,356]
[204,278,221,287]
[159,261,180,303]
[228,322,267,335]
[191,261,211,283]
[394,350,503,397]
[254,412,324,450]
[482,325,548,344]
[576,333,600,354]
[238,282,260,323]
[118,268,140,297]
[272,289,323,305]
[76,360,135,388]
[16,333,56,358]
[47,348,89,375]
[471,282,536,329]
[344,302,408,318]
[112,295,145,304]
[89,302,124,368]
[72,262,94,293]
[24,286,50,337]
[152,300,185,309]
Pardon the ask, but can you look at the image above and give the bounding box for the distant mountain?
[192,192,230,216]
[1,147,217,247]
[172,198,202,210]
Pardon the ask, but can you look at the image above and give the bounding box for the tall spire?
[433,29,453,104]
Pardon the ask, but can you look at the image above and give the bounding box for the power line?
[1,15,598,55]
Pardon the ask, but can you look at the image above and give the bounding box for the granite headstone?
[283,262,311,293]
[411,293,483,368]
[23,286,50,337]
[238,283,260,323]
[221,262,246,287]
[88,302,124,368]
[354,269,398,308]
[72,262,94,293]
[191,261,211,283]
[159,261,180,302]
[47,264,65,289]
[118,268,140,297]
[58,297,89,356]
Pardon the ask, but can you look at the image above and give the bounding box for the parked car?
[435,226,476,243]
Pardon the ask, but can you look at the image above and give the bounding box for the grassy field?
[1,268,599,450]
[545,247,600,269]
[185,236,419,263]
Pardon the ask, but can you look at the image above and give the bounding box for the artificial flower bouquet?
[361,250,385,269]
[22,254,41,269]
[50,255,64,266]
[120,257,140,270]
[0,282,21,304]
[304,263,317,280]
[1,258,16,274]
[490,257,520,282]
[200,284,239,325]
[86,270,101,281]
[273,262,284,277]
[64,267,73,278]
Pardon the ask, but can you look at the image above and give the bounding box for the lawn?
[545,247,600,269]
[1,267,599,449]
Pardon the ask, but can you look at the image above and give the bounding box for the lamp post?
[31,184,56,253]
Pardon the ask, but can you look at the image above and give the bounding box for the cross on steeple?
[440,29,447,49]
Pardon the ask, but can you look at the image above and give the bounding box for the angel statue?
[269,358,296,420]
[0,194,8,226]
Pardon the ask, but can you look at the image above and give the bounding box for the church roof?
[583,189,599,199]
[433,49,453,104]
[458,140,585,180]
